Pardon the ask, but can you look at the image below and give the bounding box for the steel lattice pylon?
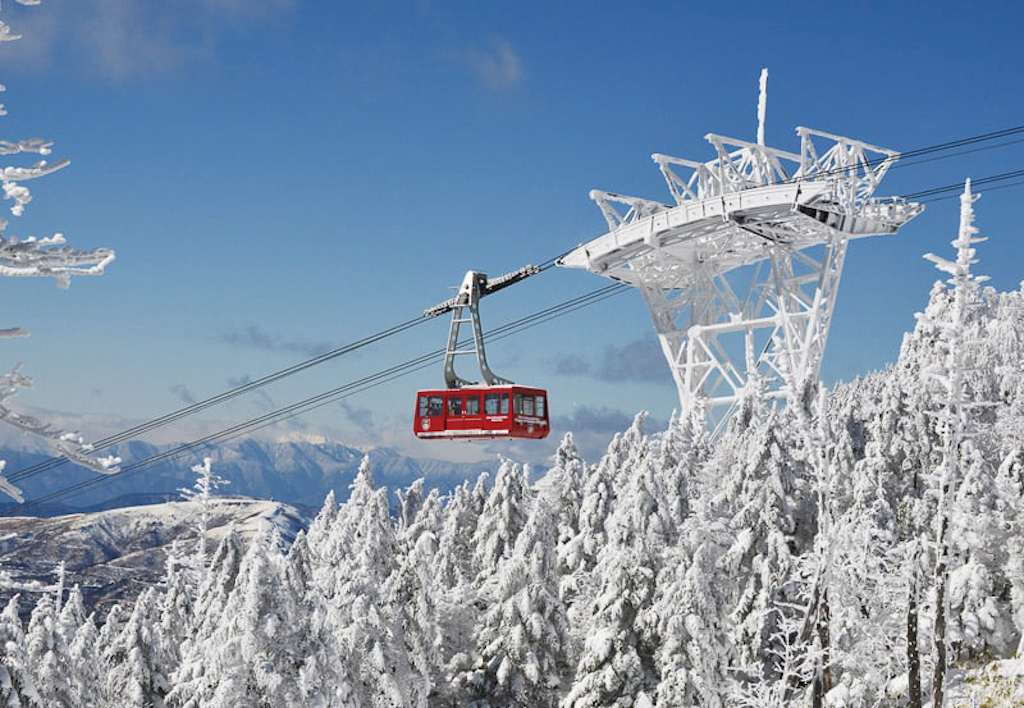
[559,125,923,426]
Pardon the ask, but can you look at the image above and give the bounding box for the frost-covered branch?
[0,0,120,502]
[0,138,53,156]
[0,233,115,288]
[0,364,121,500]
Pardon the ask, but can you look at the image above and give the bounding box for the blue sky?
[1,0,1023,466]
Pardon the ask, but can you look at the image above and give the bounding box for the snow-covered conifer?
[436,478,483,590]
[381,529,441,708]
[67,614,102,708]
[472,458,532,584]
[541,433,586,577]
[919,179,993,706]
[560,421,636,611]
[651,410,705,535]
[167,528,244,704]
[0,595,41,708]
[463,495,571,708]
[434,478,487,694]
[55,585,85,650]
[947,443,1008,656]
[25,593,72,707]
[653,541,731,708]
[708,413,807,677]
[104,586,170,708]
[178,457,229,588]
[306,488,338,555]
[310,456,393,605]
[561,535,658,708]
[285,530,359,707]
[310,457,410,707]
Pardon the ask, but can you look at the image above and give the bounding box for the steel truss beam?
[559,126,923,424]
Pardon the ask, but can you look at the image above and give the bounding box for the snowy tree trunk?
[908,567,922,708]
[934,496,951,708]
[810,590,832,708]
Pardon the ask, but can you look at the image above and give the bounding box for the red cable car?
[414,385,549,440]
[414,268,550,441]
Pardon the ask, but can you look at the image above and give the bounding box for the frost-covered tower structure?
[559,74,922,426]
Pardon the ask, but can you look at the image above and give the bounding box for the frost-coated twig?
[0,0,120,502]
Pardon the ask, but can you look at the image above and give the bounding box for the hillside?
[0,497,307,618]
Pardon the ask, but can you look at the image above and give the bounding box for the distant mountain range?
[0,438,503,516]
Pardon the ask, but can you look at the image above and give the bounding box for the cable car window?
[448,396,462,416]
[501,393,509,414]
[513,393,522,414]
[485,393,499,415]
[523,395,535,416]
[424,396,442,416]
[465,396,480,415]
[535,395,545,418]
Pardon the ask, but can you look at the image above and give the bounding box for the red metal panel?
[413,385,549,440]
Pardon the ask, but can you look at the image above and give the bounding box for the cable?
[10,283,629,512]
[918,178,1024,204]
[7,315,430,484]
[815,124,1024,178]
[905,168,1024,201]
[890,137,1024,171]
[898,125,1024,161]
[9,251,577,486]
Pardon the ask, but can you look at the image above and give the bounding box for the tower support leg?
[638,233,850,422]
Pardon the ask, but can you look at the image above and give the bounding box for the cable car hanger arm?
[422,265,539,389]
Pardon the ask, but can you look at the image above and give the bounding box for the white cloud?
[549,337,671,383]
[1,0,294,80]
[458,37,525,90]
[213,324,332,358]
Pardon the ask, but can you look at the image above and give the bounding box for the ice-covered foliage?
[462,495,570,707]
[0,0,118,502]
[178,458,230,587]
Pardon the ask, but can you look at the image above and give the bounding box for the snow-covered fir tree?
[461,495,570,708]
[0,595,41,707]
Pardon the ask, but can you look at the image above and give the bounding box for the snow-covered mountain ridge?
[0,496,306,617]
[0,437,498,514]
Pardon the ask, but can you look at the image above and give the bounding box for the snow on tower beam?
[559,124,923,424]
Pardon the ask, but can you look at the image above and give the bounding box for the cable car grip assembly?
[423,265,539,389]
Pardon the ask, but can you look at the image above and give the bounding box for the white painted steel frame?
[559,126,923,422]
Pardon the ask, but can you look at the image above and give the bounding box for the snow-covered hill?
[0,497,307,617]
